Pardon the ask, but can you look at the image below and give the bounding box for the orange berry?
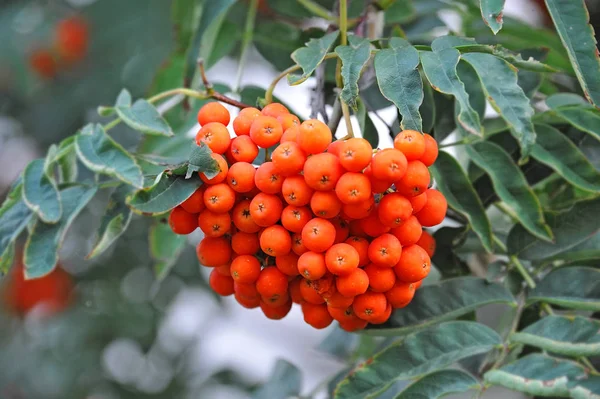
[353,291,388,322]
[409,191,428,214]
[240,106,262,119]
[338,138,373,172]
[195,122,231,154]
[342,195,375,220]
[181,186,205,214]
[359,211,391,237]
[231,232,260,255]
[203,183,236,213]
[335,172,372,205]
[415,189,447,227]
[378,193,413,228]
[390,215,423,247]
[277,113,300,131]
[368,233,402,268]
[414,280,423,290]
[394,130,426,161]
[261,103,289,118]
[262,291,290,308]
[276,253,300,277]
[364,165,391,194]
[234,281,259,300]
[227,162,256,193]
[348,220,367,238]
[198,210,231,237]
[327,140,344,157]
[249,193,283,227]
[312,274,335,297]
[328,305,360,323]
[396,161,431,197]
[230,135,259,163]
[394,245,431,283]
[301,218,336,253]
[325,243,360,276]
[236,292,261,309]
[169,206,198,235]
[299,279,325,304]
[200,153,228,184]
[29,48,57,79]
[260,299,292,320]
[332,218,350,244]
[339,317,368,332]
[302,302,333,329]
[369,302,392,324]
[282,175,314,206]
[197,102,230,126]
[256,266,289,303]
[303,153,344,191]
[260,225,292,256]
[281,205,312,233]
[297,251,327,280]
[233,116,252,136]
[336,268,369,297]
[232,199,261,233]
[196,237,232,267]
[230,255,262,284]
[345,236,370,267]
[250,116,283,148]
[297,119,332,154]
[271,141,306,176]
[416,230,436,258]
[310,191,342,219]
[420,134,439,166]
[385,281,416,308]
[364,263,396,292]
[289,277,304,303]
[324,289,354,309]
[292,233,308,256]
[55,16,88,62]
[371,149,408,181]
[209,269,234,296]
[215,264,231,276]
[280,126,300,143]
[254,162,283,194]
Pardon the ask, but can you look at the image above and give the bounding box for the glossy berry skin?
[169,206,198,235]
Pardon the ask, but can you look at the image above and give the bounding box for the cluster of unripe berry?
[168,101,447,331]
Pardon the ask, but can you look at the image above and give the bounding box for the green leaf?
[0,185,33,261]
[318,326,359,360]
[363,277,515,336]
[394,369,480,399]
[531,124,600,192]
[570,375,600,399]
[334,321,501,399]
[462,53,535,159]
[467,141,552,241]
[150,219,187,281]
[507,197,600,260]
[336,35,372,110]
[546,97,600,142]
[171,0,199,52]
[288,31,339,85]
[419,73,435,133]
[251,359,302,399]
[431,152,492,252]
[356,99,380,148]
[484,354,586,397]
[0,241,15,275]
[199,10,239,70]
[375,37,423,131]
[384,0,416,25]
[114,89,173,136]
[187,144,219,179]
[254,21,303,71]
[528,266,600,311]
[22,159,62,224]
[126,173,202,215]
[87,185,133,259]
[456,44,558,73]
[23,185,97,279]
[544,231,600,265]
[57,145,78,184]
[544,0,600,107]
[510,315,600,357]
[75,124,144,189]
[432,93,456,141]
[421,42,482,136]
[479,0,505,34]
[266,0,312,18]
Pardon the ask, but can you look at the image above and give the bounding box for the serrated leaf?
[334,321,501,399]
[510,315,600,357]
[22,159,62,224]
[251,359,302,399]
[462,53,535,159]
[288,31,339,85]
[544,0,600,107]
[528,266,600,311]
[75,124,144,189]
[364,277,515,336]
[186,144,219,179]
[430,152,492,252]
[126,173,202,215]
[456,44,557,73]
[507,197,600,260]
[114,89,173,136]
[531,124,600,192]
[484,354,586,397]
[570,375,600,399]
[480,0,505,34]
[394,369,480,399]
[467,141,552,241]
[87,185,133,259]
[24,185,97,279]
[336,35,372,110]
[356,99,380,148]
[150,220,187,281]
[0,185,33,261]
[421,42,482,136]
[375,37,423,131]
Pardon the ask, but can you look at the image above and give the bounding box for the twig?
[198,59,212,91]
[510,256,536,289]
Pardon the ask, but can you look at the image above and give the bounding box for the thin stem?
[147,88,208,104]
[264,148,271,162]
[234,0,258,93]
[581,357,599,373]
[439,136,479,149]
[296,0,335,20]
[339,0,348,46]
[341,101,355,138]
[510,256,536,289]
[198,59,212,91]
[540,303,554,315]
[104,118,121,131]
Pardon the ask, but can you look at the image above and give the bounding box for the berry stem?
[509,255,536,289]
[234,0,259,93]
[297,0,336,20]
[341,100,355,138]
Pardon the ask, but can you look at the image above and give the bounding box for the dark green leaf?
[467,141,552,241]
[87,185,133,259]
[484,354,586,397]
[334,321,501,399]
[544,231,600,265]
[23,185,97,279]
[384,0,416,24]
[288,31,339,85]
[432,93,456,141]
[430,152,492,252]
[0,185,33,261]
[462,53,535,159]
[202,19,239,69]
[364,277,515,336]
[336,35,372,110]
[433,36,477,50]
[544,0,600,106]
[528,266,600,311]
[374,37,423,131]
[150,220,187,281]
[251,359,302,399]
[456,44,558,73]
[510,315,600,357]
[22,159,62,224]
[356,99,380,148]
[115,89,173,136]
[171,0,199,52]
[546,96,600,142]
[254,21,303,71]
[419,73,435,133]
[187,144,219,179]
[479,0,505,34]
[570,375,600,399]
[126,173,202,215]
[266,0,312,18]
[75,124,144,188]
[507,197,600,260]
[394,369,480,399]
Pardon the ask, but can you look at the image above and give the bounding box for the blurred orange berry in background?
[55,15,89,63]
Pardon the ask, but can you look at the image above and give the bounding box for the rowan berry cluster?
[168,101,447,331]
